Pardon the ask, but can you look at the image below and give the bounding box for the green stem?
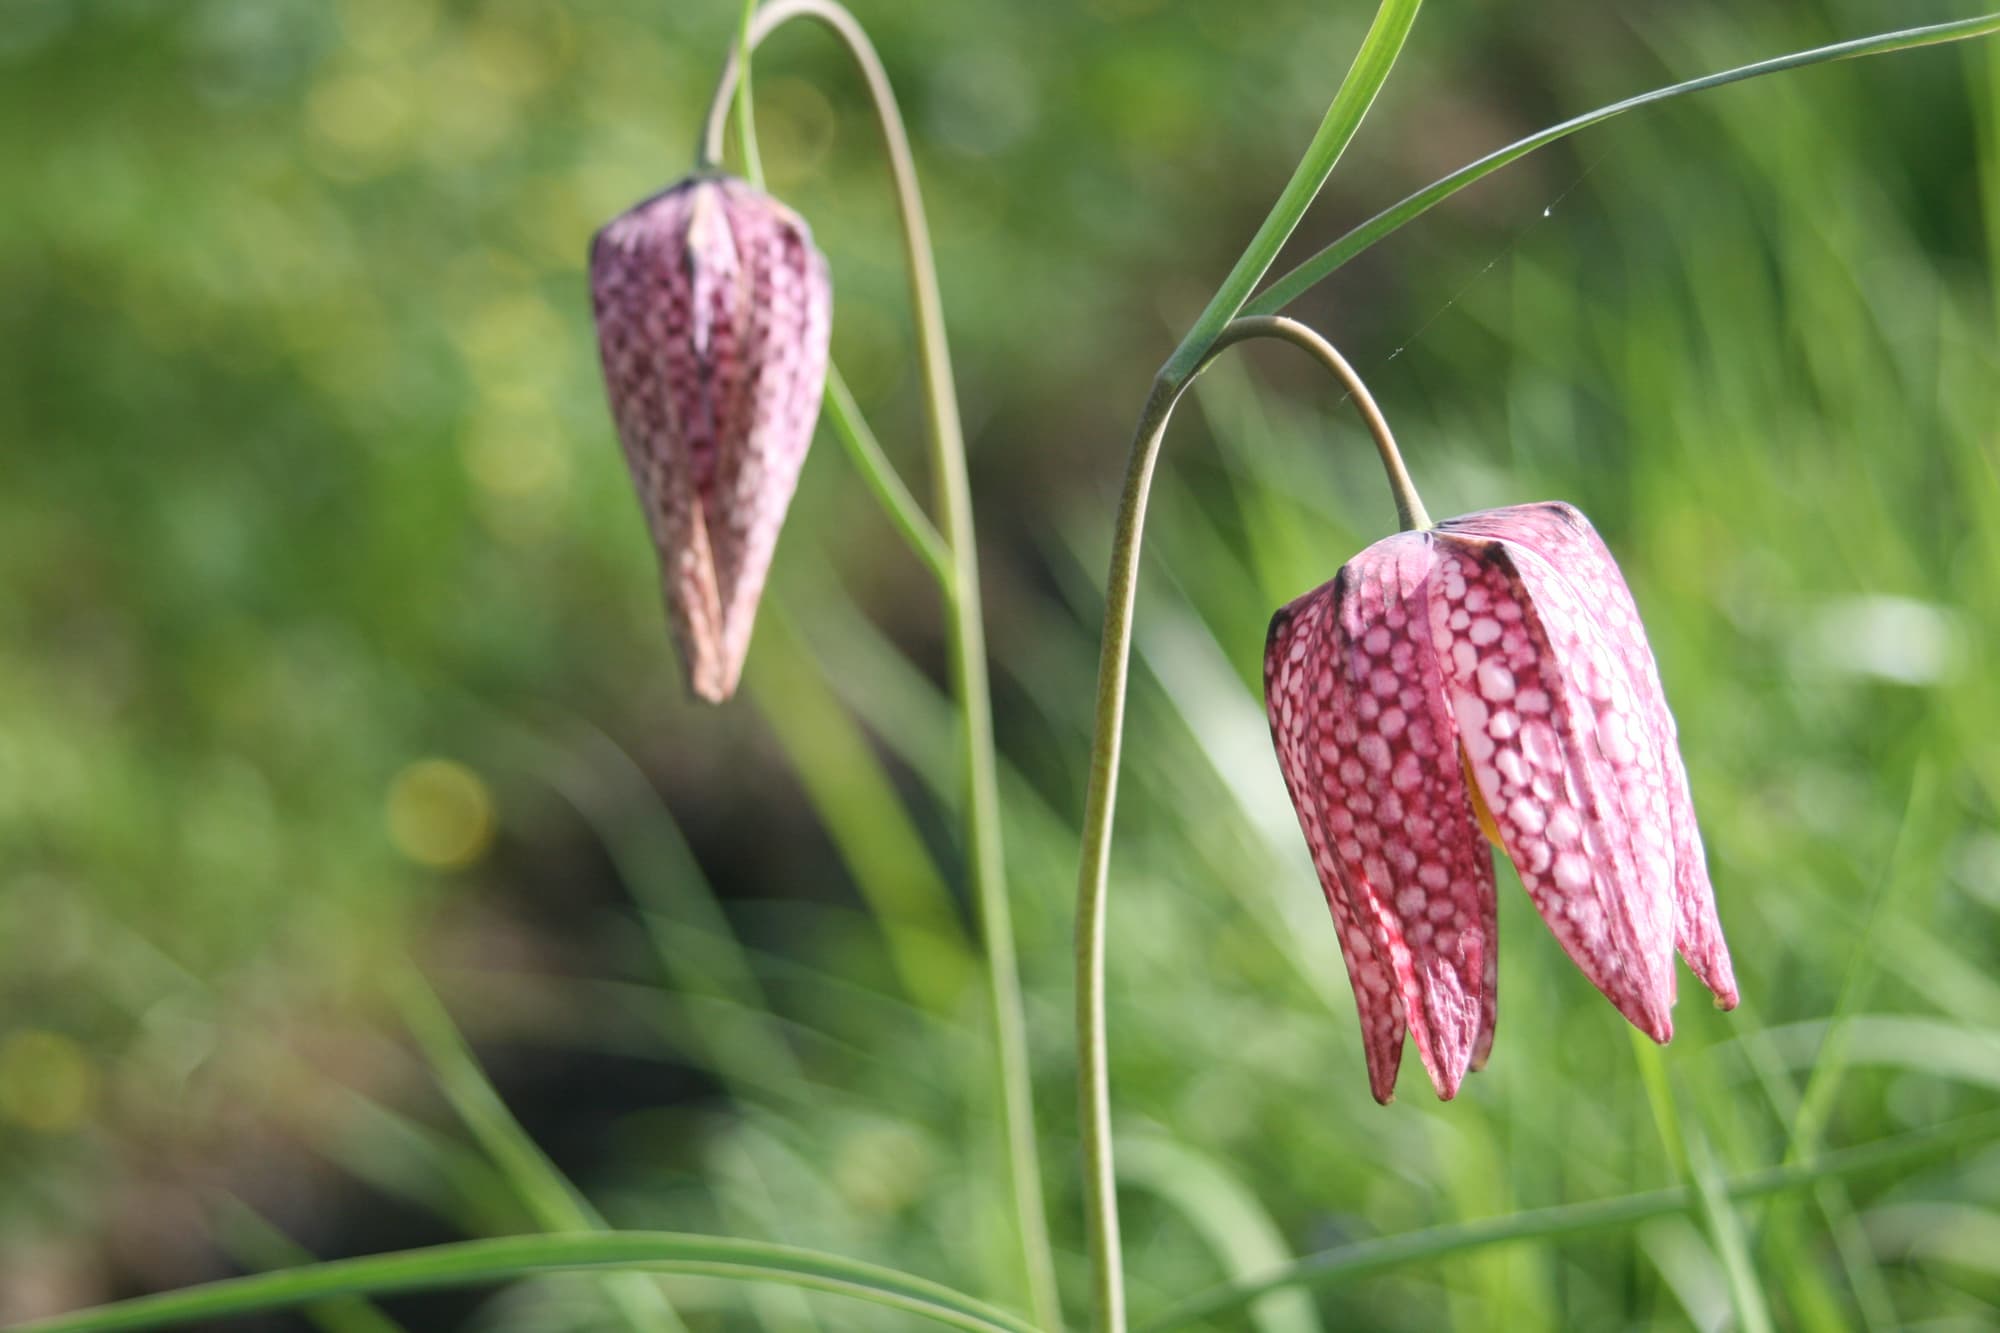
[699,7,1060,1329]
[729,0,765,184]
[1075,317,1430,1333]
[1159,0,1423,385]
[1244,12,2000,318]
[13,1234,1043,1333]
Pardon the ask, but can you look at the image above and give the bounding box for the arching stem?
[701,8,1061,1331]
[1074,316,1427,1333]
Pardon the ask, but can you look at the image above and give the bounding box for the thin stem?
[700,7,1060,1329]
[709,5,946,585]
[729,0,765,184]
[1075,317,1426,1333]
[1209,317,1429,530]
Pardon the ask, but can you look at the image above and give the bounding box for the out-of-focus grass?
[2,1,1997,1330]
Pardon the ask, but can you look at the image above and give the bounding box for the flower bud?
[591,174,832,702]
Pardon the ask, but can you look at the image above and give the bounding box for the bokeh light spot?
[0,1030,96,1133]
[386,759,495,870]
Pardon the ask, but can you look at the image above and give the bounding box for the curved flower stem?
[1075,316,1427,1333]
[729,0,766,185]
[700,8,1061,1330]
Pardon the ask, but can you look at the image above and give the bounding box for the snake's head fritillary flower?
[1264,501,1737,1103]
[590,174,832,703]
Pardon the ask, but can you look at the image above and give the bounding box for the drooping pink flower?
[1264,501,1737,1103]
[590,174,832,702]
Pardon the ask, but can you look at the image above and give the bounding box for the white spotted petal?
[590,175,832,703]
[1440,503,1738,1009]
[1267,534,1497,1102]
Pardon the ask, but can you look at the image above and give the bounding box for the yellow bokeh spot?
[0,1030,96,1133]
[758,76,837,188]
[387,759,495,870]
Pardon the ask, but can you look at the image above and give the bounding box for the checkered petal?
[1440,503,1736,1009]
[590,175,832,702]
[1267,533,1498,1101]
[1428,519,1678,1041]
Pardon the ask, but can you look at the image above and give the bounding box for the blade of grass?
[1629,1034,1773,1333]
[823,365,953,586]
[489,715,809,1098]
[10,1233,1044,1333]
[389,969,687,1333]
[1137,1112,2000,1332]
[1161,0,1424,382]
[207,1197,408,1333]
[1245,13,2000,316]
[1787,761,1940,1160]
[1117,1134,1322,1333]
[745,607,975,1015]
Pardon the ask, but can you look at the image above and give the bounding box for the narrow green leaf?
[391,970,687,1333]
[10,1233,1043,1333]
[1245,13,2000,316]
[823,365,954,587]
[1118,1135,1322,1333]
[1138,1114,2000,1332]
[1162,0,1423,382]
[209,1197,407,1333]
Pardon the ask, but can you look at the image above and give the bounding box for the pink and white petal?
[1428,535,1677,1041]
[1267,589,1408,1102]
[592,185,731,699]
[1444,504,1736,1007]
[1470,857,1500,1070]
[1327,535,1499,1098]
[706,183,832,695]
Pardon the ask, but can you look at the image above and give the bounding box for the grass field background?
[2,0,1997,1328]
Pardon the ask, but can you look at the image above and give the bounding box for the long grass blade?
[390,970,686,1333]
[1245,13,2000,316]
[10,1233,1044,1333]
[1162,0,1423,380]
[1138,1113,2000,1332]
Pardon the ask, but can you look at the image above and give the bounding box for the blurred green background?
[3,0,1998,1328]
